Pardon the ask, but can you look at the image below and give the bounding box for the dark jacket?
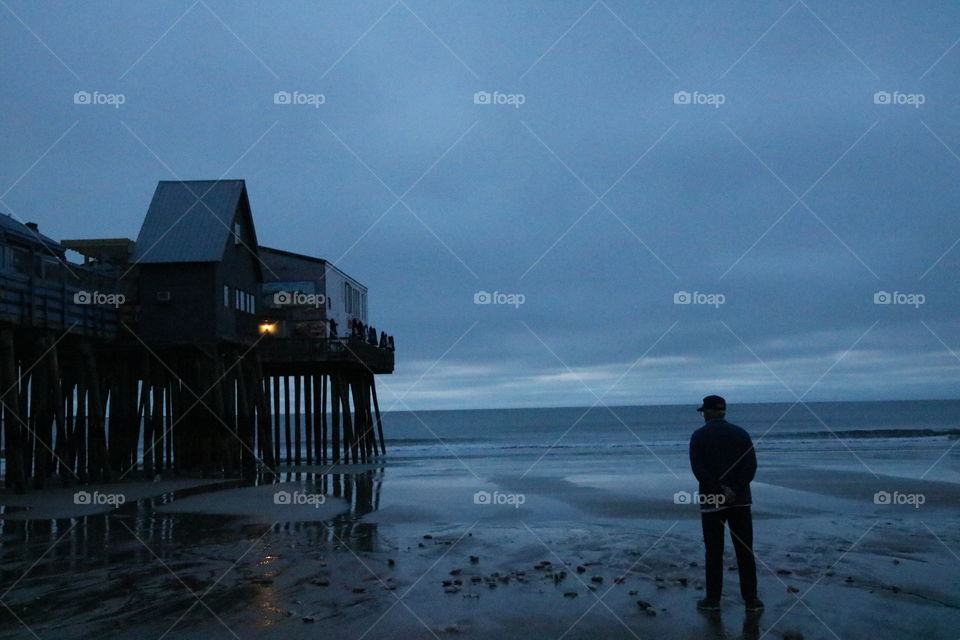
[689,419,757,510]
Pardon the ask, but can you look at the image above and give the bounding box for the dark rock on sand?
[576,565,587,573]
[783,632,804,640]
[787,586,800,593]
[470,556,480,564]
[302,616,315,623]
[776,569,792,575]
[564,591,578,598]
[591,576,603,583]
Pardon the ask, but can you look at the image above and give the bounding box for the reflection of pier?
[0,180,394,493]
[0,468,386,634]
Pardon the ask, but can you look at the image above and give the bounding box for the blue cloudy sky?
[2,1,959,409]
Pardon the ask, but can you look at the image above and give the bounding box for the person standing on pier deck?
[688,395,763,613]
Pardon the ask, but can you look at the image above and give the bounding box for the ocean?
[378,399,960,459]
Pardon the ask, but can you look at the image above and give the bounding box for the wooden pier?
[0,181,394,494]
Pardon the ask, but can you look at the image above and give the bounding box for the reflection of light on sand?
[258,554,279,567]
[255,588,286,629]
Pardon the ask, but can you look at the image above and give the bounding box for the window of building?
[224,285,230,307]
[11,247,28,275]
[233,222,242,246]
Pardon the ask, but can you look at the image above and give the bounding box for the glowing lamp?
[259,322,276,335]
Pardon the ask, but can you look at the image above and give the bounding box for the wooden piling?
[294,375,302,466]
[371,376,385,456]
[0,329,26,493]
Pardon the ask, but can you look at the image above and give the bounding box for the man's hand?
[720,485,737,504]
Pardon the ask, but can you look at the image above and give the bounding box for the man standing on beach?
[688,395,763,613]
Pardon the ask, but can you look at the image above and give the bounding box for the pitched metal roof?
[0,213,64,255]
[132,180,249,263]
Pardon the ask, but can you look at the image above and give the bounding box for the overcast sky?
[2,1,959,410]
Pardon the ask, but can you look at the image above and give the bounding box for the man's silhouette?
[688,395,763,613]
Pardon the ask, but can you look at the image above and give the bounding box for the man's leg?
[727,506,758,600]
[701,510,725,600]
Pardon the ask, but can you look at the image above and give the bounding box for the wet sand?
[1,448,959,639]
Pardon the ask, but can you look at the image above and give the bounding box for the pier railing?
[0,270,121,340]
[258,336,394,374]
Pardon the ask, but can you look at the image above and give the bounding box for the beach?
[2,402,959,639]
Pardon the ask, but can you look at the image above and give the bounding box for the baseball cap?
[696,395,726,412]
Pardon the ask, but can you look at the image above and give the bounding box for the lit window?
[223,285,230,307]
[233,222,242,245]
